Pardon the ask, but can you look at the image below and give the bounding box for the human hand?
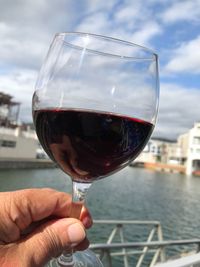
[0,188,92,267]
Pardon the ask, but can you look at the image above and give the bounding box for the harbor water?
[0,166,200,265]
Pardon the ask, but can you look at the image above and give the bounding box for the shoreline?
[0,158,56,169]
[130,161,186,174]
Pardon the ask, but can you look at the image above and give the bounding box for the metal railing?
[90,220,200,267]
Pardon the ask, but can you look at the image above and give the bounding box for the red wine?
[34,109,153,183]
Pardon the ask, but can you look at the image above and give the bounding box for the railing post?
[136,225,156,267]
[91,220,200,267]
[157,223,166,262]
[105,249,112,267]
[197,242,200,253]
[99,249,112,267]
[118,224,129,267]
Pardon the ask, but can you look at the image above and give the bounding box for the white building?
[0,92,39,160]
[136,138,178,164]
[136,123,200,176]
[0,126,38,159]
[178,122,200,175]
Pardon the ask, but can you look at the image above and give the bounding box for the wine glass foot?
[47,249,103,267]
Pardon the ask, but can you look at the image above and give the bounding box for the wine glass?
[32,32,159,267]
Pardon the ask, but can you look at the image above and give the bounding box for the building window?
[193,137,200,145]
[0,140,16,148]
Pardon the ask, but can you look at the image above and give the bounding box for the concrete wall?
[0,127,38,159]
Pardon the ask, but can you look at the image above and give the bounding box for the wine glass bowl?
[32,32,159,267]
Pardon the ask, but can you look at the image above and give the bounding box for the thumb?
[22,218,86,266]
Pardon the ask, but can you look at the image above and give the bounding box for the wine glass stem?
[57,181,92,266]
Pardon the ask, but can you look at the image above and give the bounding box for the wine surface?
[34,109,153,183]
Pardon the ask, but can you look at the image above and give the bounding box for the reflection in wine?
[34,109,153,183]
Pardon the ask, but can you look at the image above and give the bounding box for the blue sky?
[0,0,199,139]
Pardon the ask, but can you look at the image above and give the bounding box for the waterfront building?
[0,126,38,159]
[136,138,178,164]
[178,122,200,175]
[136,123,200,175]
[0,92,38,160]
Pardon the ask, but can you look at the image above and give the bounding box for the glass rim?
[55,31,158,61]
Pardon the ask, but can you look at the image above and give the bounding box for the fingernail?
[67,223,86,246]
[82,216,93,228]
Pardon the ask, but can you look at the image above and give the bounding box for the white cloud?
[0,0,199,139]
[76,4,162,48]
[84,0,115,13]
[155,83,200,139]
[161,0,200,23]
[114,1,143,26]
[0,69,37,122]
[0,0,86,70]
[0,22,47,70]
[75,12,110,36]
[131,22,162,47]
[164,36,200,74]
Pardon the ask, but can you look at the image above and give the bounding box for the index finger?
[7,188,92,231]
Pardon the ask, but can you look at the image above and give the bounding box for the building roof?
[151,137,177,143]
